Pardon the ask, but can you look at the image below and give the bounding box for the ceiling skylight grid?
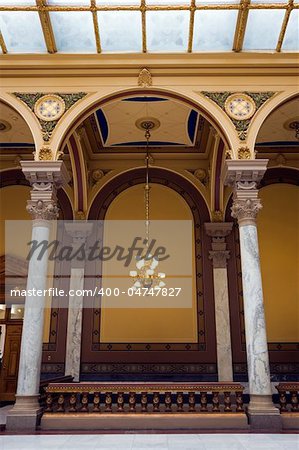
[0,0,298,54]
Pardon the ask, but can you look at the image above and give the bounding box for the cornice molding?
[0,53,298,78]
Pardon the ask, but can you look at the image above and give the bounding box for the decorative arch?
[81,167,217,378]
[246,90,299,152]
[89,167,210,221]
[51,87,238,160]
[88,166,211,220]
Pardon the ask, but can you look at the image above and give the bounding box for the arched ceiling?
[0,101,34,155]
[81,94,211,151]
[256,97,299,154]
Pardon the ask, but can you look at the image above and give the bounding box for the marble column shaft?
[17,222,52,396]
[14,162,69,401]
[64,222,93,382]
[223,160,280,425]
[65,268,84,382]
[205,222,233,382]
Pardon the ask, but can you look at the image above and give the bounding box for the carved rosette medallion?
[34,94,66,122]
[224,93,256,121]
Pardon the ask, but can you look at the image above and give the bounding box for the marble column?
[6,161,69,431]
[223,159,281,430]
[64,223,92,382]
[205,222,233,382]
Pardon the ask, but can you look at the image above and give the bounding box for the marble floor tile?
[0,433,297,450]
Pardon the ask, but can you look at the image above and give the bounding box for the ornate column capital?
[222,159,268,226]
[204,222,233,268]
[65,222,93,247]
[231,182,262,225]
[208,250,230,269]
[21,161,70,221]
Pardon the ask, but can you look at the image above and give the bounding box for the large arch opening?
[81,168,217,381]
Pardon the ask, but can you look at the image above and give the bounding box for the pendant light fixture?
[129,118,166,291]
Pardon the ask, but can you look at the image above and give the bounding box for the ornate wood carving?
[165,392,172,412]
[200,392,208,412]
[93,393,101,412]
[212,392,220,412]
[153,392,160,412]
[80,393,89,412]
[188,392,196,412]
[69,393,77,412]
[224,392,232,412]
[176,392,184,412]
[57,394,65,412]
[141,392,148,412]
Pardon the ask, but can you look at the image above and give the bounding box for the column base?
[6,395,43,431]
[247,395,282,431]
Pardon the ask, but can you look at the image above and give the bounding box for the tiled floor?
[0,434,298,450]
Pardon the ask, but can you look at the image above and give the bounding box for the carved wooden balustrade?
[276,383,299,413]
[44,382,245,415]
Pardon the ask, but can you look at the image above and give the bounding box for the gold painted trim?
[141,0,147,53]
[36,0,57,54]
[45,382,245,394]
[276,0,294,52]
[91,0,102,53]
[188,0,196,53]
[233,0,250,52]
[0,4,295,12]
[0,30,7,54]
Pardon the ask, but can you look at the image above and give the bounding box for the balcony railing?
[44,382,245,414]
[276,382,299,413]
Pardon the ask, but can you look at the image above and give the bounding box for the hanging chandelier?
[129,118,166,291]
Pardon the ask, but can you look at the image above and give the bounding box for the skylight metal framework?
[0,0,298,54]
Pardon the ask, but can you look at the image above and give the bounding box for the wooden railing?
[44,382,245,414]
[276,382,299,413]
[39,375,74,405]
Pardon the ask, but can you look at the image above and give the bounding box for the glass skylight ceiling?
[0,0,298,54]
